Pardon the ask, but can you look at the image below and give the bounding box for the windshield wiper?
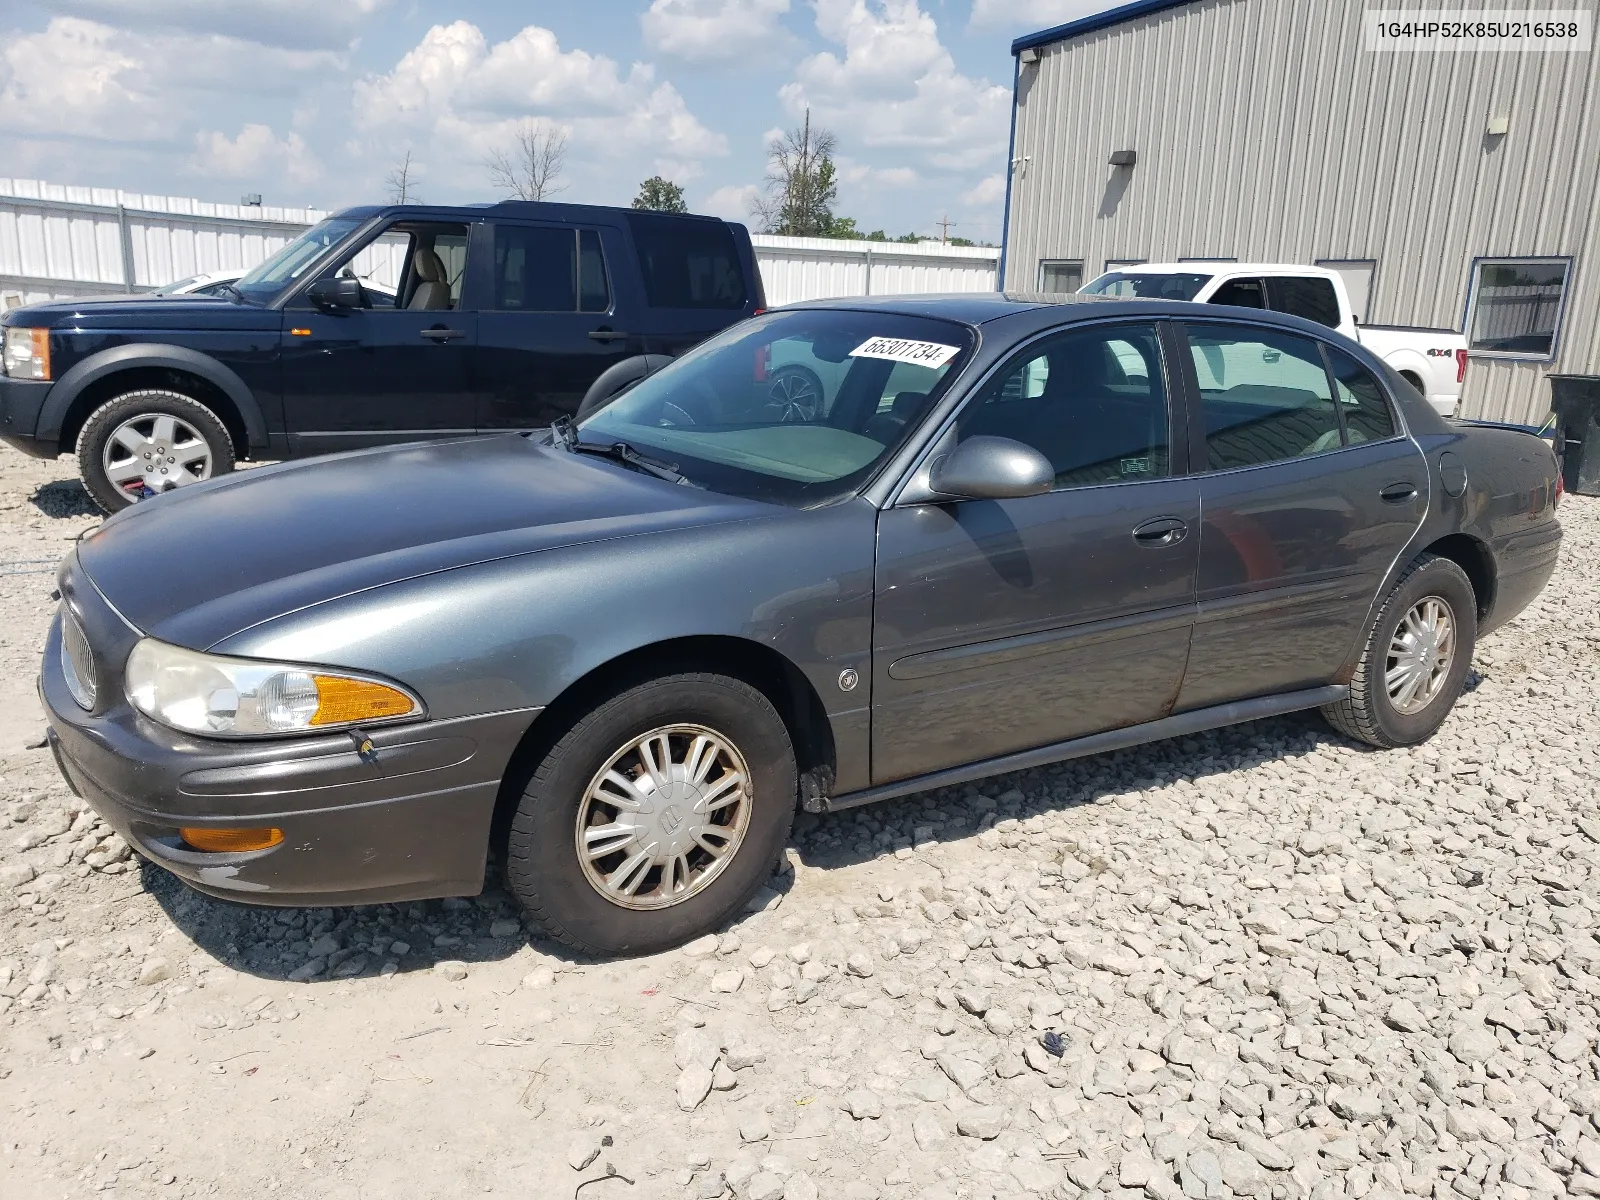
[548,417,683,483]
[218,281,247,304]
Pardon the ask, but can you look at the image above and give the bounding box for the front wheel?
[505,673,796,956]
[1322,553,1477,747]
[77,390,234,513]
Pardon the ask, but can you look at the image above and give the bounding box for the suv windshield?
[234,216,366,303]
[1082,271,1213,301]
[578,309,974,506]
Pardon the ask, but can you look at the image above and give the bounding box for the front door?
[1172,320,1428,710]
[475,221,646,430]
[281,220,478,456]
[872,320,1201,785]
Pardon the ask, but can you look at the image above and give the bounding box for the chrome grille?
[60,610,97,711]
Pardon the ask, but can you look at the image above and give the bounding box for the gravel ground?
[1,455,1597,1200]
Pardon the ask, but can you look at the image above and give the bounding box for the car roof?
[330,201,736,226]
[1103,263,1332,277]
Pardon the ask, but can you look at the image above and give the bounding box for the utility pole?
[937,214,953,243]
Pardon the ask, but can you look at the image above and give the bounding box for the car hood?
[76,435,766,649]
[8,295,278,332]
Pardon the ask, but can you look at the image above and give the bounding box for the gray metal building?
[998,0,1597,425]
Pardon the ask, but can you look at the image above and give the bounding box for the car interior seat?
[407,248,453,311]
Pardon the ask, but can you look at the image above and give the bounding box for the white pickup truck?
[1081,263,1468,417]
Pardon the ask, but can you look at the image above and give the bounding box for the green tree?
[631,175,688,213]
[751,109,839,237]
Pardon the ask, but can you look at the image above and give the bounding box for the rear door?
[624,211,755,357]
[474,220,646,430]
[1172,318,1427,710]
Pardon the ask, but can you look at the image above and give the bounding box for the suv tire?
[77,389,235,514]
[1322,553,1477,748]
[506,672,796,957]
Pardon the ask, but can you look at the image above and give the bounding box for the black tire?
[77,389,235,514]
[506,673,796,957]
[1322,553,1477,748]
[575,354,675,423]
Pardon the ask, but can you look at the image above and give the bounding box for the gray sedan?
[41,295,1563,956]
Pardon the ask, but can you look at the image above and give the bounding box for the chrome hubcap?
[1386,596,1456,714]
[575,724,752,910]
[103,412,213,499]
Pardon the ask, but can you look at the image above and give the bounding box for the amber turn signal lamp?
[309,676,417,726]
[179,826,284,853]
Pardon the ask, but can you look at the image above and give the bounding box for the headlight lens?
[124,639,422,737]
[2,327,50,380]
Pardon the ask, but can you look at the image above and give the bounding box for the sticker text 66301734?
[848,337,961,369]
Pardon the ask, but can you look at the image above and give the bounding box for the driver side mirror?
[306,275,364,310]
[928,436,1055,500]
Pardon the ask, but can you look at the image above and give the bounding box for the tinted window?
[578,229,610,312]
[1082,271,1211,301]
[1267,276,1341,328]
[1188,324,1342,469]
[1327,347,1396,443]
[1210,279,1266,309]
[626,212,747,310]
[958,323,1169,488]
[1467,259,1569,356]
[492,225,576,311]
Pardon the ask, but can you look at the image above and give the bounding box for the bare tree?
[384,150,421,204]
[485,120,570,202]
[751,109,839,237]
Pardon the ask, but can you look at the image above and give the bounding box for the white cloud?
[642,0,792,64]
[838,161,920,188]
[960,173,1006,207]
[969,0,1114,28]
[192,124,320,184]
[33,0,389,51]
[780,1,1008,171]
[353,21,729,183]
[701,183,761,220]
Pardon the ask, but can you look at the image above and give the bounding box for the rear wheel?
[1322,553,1477,747]
[77,389,234,513]
[505,672,796,956]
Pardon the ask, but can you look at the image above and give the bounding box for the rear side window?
[1267,276,1341,328]
[1326,346,1396,442]
[1210,278,1266,309]
[491,225,611,313]
[626,212,747,310]
[1186,324,1343,469]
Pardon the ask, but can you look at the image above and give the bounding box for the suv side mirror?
[928,436,1054,500]
[307,276,364,310]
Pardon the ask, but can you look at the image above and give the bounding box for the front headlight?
[124,639,422,738]
[2,327,50,380]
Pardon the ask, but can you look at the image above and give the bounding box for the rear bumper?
[0,376,57,457]
[1481,519,1562,636]
[41,594,538,906]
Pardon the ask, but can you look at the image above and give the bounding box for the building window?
[1315,259,1377,323]
[1038,260,1084,293]
[1465,257,1571,358]
[1105,257,1146,272]
[1180,257,1237,263]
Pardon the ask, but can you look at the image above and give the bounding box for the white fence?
[0,178,998,310]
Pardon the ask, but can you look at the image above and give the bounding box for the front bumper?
[0,375,57,457]
[42,567,539,906]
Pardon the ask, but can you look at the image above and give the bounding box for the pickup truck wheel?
[1321,553,1477,748]
[77,390,235,513]
[505,672,796,957]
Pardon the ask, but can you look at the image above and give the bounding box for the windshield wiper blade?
[548,416,683,482]
[218,282,246,303]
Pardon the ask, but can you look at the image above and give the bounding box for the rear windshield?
[626,212,747,310]
[578,309,973,506]
[1082,271,1212,301]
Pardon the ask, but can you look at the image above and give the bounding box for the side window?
[492,225,576,312]
[1210,278,1266,309]
[625,212,747,310]
[1326,346,1396,443]
[578,229,611,313]
[1266,276,1341,328]
[342,228,409,308]
[331,223,467,310]
[1187,324,1342,469]
[957,323,1169,488]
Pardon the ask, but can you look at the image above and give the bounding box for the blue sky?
[0,0,1109,241]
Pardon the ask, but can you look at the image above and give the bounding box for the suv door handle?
[420,327,464,341]
[1132,517,1188,546]
[1380,481,1418,503]
[588,329,630,341]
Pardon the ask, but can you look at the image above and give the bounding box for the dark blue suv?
[0,201,764,511]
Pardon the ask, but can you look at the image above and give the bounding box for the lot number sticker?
[848,337,961,369]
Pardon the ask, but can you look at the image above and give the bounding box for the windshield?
[578,309,974,506]
[234,216,366,302]
[1082,271,1213,301]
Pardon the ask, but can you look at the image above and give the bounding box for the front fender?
[39,343,269,451]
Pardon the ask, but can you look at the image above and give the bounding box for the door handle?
[1132,517,1188,546]
[588,329,630,341]
[420,327,464,341]
[1380,482,1418,503]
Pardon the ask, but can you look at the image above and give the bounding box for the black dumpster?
[1550,375,1600,497]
